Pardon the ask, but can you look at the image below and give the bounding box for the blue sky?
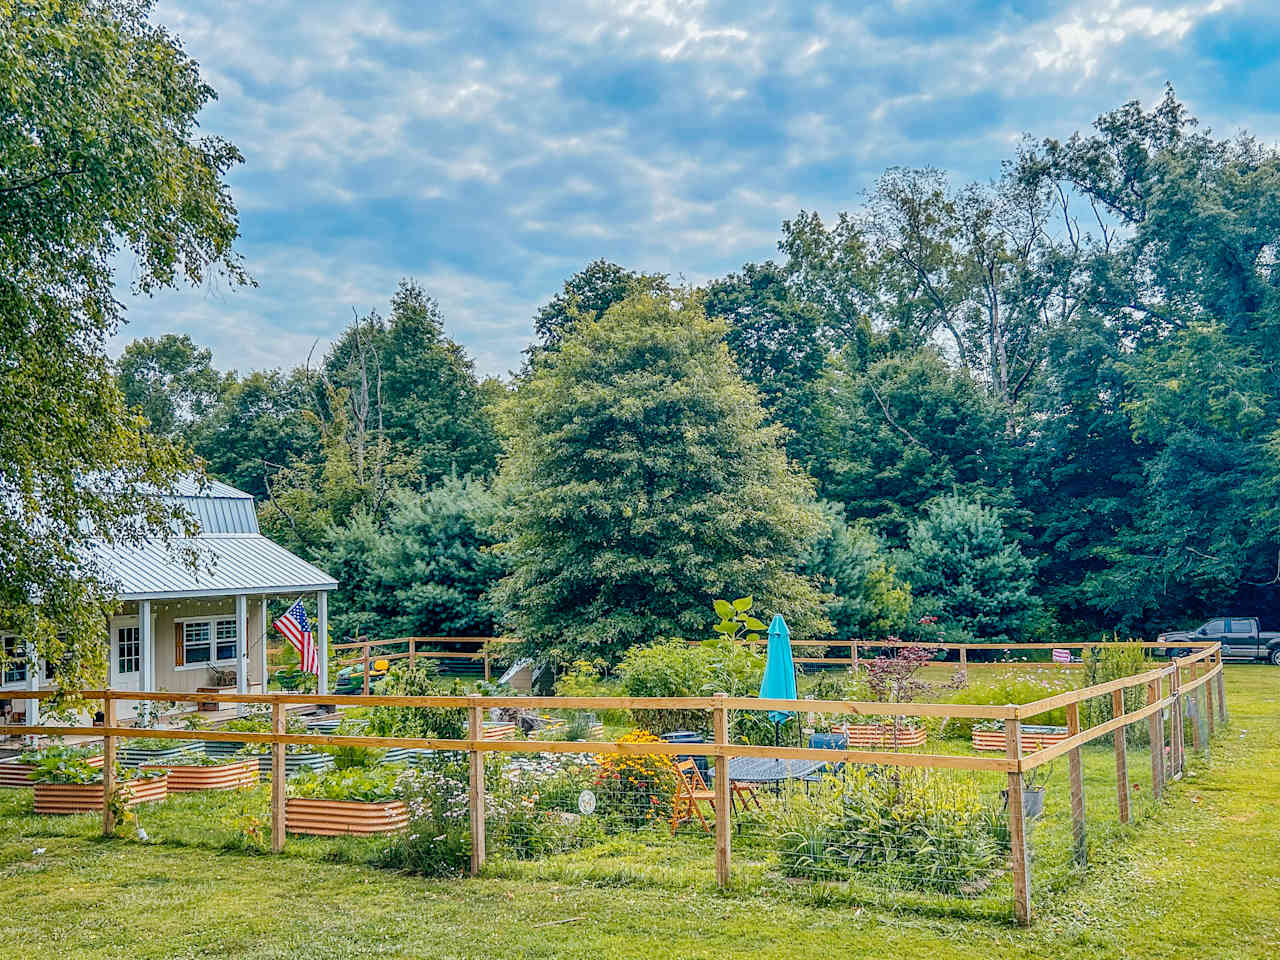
[115,0,1280,377]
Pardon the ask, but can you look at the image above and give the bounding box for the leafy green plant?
[1081,640,1152,745]
[617,636,764,737]
[289,766,403,803]
[366,662,467,740]
[163,749,249,767]
[711,597,767,643]
[18,742,102,764]
[321,718,385,769]
[29,754,101,784]
[553,660,630,726]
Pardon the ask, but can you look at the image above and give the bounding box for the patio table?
[725,756,828,785]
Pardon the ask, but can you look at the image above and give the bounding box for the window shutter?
[174,623,185,667]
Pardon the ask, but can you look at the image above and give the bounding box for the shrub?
[553,659,630,726]
[366,662,467,740]
[617,637,764,737]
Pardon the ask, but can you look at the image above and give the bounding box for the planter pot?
[973,725,1069,753]
[1002,786,1046,821]
[118,742,201,768]
[285,796,409,836]
[196,686,237,712]
[33,774,168,814]
[139,758,257,792]
[0,753,104,788]
[834,723,927,748]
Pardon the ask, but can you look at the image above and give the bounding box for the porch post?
[25,642,40,745]
[259,598,269,693]
[316,590,329,695]
[235,594,249,696]
[139,599,153,692]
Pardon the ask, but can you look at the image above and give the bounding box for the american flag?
[1052,648,1072,664]
[274,599,318,675]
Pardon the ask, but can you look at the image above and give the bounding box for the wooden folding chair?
[670,759,716,833]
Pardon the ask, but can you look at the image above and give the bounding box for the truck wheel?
[1270,647,1280,666]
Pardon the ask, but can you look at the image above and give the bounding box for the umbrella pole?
[774,719,781,797]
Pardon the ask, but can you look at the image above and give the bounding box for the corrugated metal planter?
[253,752,334,781]
[834,723,927,748]
[0,754,103,789]
[139,758,257,792]
[119,742,200,767]
[33,775,168,814]
[972,726,1069,752]
[284,797,409,836]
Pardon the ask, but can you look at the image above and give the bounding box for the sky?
[114,0,1280,378]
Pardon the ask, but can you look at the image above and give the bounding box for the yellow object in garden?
[372,659,390,674]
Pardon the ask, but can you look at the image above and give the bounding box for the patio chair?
[670,759,717,834]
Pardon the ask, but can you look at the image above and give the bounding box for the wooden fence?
[331,636,514,692]
[0,642,1227,927]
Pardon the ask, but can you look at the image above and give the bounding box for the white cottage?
[1,478,336,723]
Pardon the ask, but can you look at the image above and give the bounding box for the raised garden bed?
[972,725,1069,752]
[833,723,927,748]
[33,774,168,814]
[251,751,335,781]
[284,797,409,836]
[118,741,201,767]
[139,757,258,792]
[0,753,103,788]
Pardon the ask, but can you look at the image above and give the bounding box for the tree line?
[114,88,1280,662]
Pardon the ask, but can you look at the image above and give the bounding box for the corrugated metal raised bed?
[0,754,104,788]
[284,797,409,836]
[139,758,258,791]
[33,774,168,814]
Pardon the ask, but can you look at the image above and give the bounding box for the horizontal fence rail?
[0,643,1227,928]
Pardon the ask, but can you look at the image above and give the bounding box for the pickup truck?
[1158,617,1280,664]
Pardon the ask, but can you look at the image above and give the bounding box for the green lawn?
[0,665,1276,959]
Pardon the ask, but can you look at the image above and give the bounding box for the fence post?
[468,694,485,876]
[362,640,371,697]
[959,645,968,681]
[483,641,491,683]
[713,693,731,888]
[409,639,417,669]
[1204,656,1215,740]
[1170,660,1184,779]
[1004,718,1031,926]
[271,700,286,853]
[1146,680,1163,801]
[851,642,859,672]
[1216,664,1227,726]
[1111,689,1130,824]
[1065,700,1086,867]
[101,692,117,837]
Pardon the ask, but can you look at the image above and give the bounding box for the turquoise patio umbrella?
[758,614,797,745]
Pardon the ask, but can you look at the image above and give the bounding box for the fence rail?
[0,642,1228,927]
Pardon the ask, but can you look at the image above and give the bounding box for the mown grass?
[0,665,1275,959]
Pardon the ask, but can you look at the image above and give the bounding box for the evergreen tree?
[900,495,1042,644]
[801,502,912,641]
[492,291,827,663]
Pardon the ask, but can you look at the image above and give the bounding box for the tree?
[321,477,505,642]
[190,369,317,500]
[116,334,228,437]
[529,259,670,355]
[322,281,499,485]
[801,502,912,641]
[900,495,1042,644]
[492,291,827,664]
[1,0,244,685]
[813,348,1013,542]
[704,262,830,469]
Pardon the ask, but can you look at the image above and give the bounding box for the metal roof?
[93,535,337,600]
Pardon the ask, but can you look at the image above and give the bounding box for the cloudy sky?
[116,0,1279,377]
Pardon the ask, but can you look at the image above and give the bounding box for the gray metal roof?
[93,535,337,599]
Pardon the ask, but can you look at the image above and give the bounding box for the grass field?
[0,665,1275,959]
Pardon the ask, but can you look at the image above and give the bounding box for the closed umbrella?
[758,614,797,747]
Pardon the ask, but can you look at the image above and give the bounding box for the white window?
[181,618,239,666]
[2,635,27,685]
[117,627,141,674]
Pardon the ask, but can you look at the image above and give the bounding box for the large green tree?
[1,0,244,685]
[492,291,827,663]
[116,333,228,438]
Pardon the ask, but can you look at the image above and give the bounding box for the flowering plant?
[593,730,679,825]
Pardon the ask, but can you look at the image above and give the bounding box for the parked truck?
[1158,617,1280,664]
